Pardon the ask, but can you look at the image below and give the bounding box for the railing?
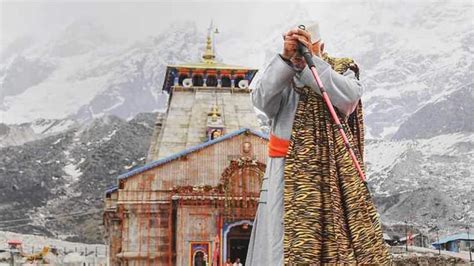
[172,86,250,93]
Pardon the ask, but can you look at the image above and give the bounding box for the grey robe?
[246,54,364,266]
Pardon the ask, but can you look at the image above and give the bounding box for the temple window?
[210,129,223,140]
[193,75,204,87]
[234,75,244,88]
[178,74,189,86]
[221,76,231,87]
[206,75,218,87]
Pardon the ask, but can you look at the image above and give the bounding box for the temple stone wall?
[147,90,260,161]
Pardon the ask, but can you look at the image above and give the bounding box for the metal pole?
[467,226,472,262]
[437,228,440,255]
[10,250,14,266]
[405,221,408,252]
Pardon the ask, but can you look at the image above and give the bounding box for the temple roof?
[168,61,257,71]
[105,185,118,196]
[105,128,268,196]
[161,26,258,93]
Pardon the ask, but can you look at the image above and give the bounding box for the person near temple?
[246,21,391,265]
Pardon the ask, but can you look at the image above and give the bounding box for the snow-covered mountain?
[366,133,473,234]
[393,86,473,140]
[1,2,472,140]
[0,2,472,242]
[0,20,199,124]
[0,112,157,242]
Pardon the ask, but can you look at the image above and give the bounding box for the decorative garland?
[220,157,265,220]
[171,156,266,219]
[171,157,265,195]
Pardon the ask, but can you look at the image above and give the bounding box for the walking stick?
[297,24,366,182]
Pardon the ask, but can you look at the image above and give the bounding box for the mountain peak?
[48,19,111,57]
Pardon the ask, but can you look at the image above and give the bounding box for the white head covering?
[297,21,322,43]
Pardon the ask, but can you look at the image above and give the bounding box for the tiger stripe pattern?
[283,55,391,265]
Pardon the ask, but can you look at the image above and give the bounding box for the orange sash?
[268,133,290,157]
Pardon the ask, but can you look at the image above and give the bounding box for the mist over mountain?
[0,1,472,242]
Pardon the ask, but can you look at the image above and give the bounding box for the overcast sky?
[1,0,470,52]
[0,1,300,48]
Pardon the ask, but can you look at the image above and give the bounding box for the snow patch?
[62,150,82,181]
[63,163,82,180]
[124,161,137,170]
[0,54,112,124]
[30,120,56,134]
[102,96,125,112]
[417,133,472,155]
[366,140,409,174]
[0,230,105,257]
[102,129,117,142]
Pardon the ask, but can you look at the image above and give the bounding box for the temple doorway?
[193,251,206,266]
[224,220,252,265]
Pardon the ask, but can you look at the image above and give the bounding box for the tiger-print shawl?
[283,54,391,265]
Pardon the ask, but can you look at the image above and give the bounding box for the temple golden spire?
[202,26,216,64]
[202,36,216,64]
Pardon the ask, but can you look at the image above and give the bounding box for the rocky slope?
[0,119,77,148]
[0,113,157,242]
[366,133,473,237]
[393,86,473,140]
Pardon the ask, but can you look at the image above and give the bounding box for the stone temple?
[103,27,269,265]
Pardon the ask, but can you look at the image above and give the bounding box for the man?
[224,258,233,266]
[246,22,391,265]
[233,258,243,266]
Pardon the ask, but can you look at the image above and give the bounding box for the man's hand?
[281,28,312,60]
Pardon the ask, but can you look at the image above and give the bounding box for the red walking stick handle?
[297,24,366,182]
